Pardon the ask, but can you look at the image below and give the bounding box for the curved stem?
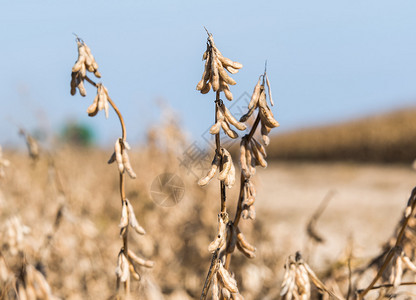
[107,96,126,141]
[84,76,126,140]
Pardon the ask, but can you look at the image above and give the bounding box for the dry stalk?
[356,186,416,299]
[196,30,278,299]
[70,36,153,298]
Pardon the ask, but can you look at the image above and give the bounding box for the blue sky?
[1,1,416,147]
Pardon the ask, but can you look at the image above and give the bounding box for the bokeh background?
[2,1,416,299]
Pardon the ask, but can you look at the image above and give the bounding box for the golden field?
[1,108,416,299]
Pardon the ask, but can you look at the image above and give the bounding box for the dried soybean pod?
[237,227,256,252]
[208,214,227,253]
[261,123,271,146]
[122,148,137,179]
[217,263,238,293]
[250,140,267,168]
[198,154,220,186]
[242,184,255,206]
[239,105,256,122]
[126,199,146,235]
[210,107,225,134]
[220,103,246,130]
[231,293,244,300]
[119,199,129,229]
[248,77,262,110]
[212,273,220,300]
[265,73,274,106]
[236,240,256,259]
[245,141,256,176]
[115,138,124,174]
[108,151,116,164]
[224,158,235,188]
[218,149,232,181]
[220,80,233,101]
[216,53,243,70]
[259,91,279,128]
[225,65,239,74]
[259,106,280,128]
[221,287,231,299]
[78,79,87,97]
[102,85,110,119]
[128,249,154,268]
[211,52,220,91]
[210,121,221,135]
[216,57,237,85]
[87,93,99,117]
[70,72,78,95]
[221,120,238,139]
[201,81,212,94]
[252,137,267,158]
[239,140,250,179]
[197,51,212,91]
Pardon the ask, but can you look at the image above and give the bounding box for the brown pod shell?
[250,140,267,168]
[218,149,232,181]
[221,287,231,299]
[212,273,220,300]
[208,214,227,253]
[122,148,137,179]
[261,123,271,146]
[216,57,236,85]
[216,53,243,70]
[220,103,246,130]
[225,65,239,74]
[78,80,87,97]
[245,141,256,176]
[201,81,211,94]
[236,240,256,259]
[224,158,235,188]
[220,80,233,101]
[115,139,124,174]
[237,227,256,252]
[197,51,211,91]
[248,77,262,110]
[198,154,220,186]
[217,263,238,293]
[211,52,220,91]
[252,137,267,158]
[221,120,238,139]
[239,140,250,179]
[87,94,99,117]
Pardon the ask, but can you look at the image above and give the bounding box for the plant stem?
[358,187,416,299]
[215,91,227,214]
[224,113,261,270]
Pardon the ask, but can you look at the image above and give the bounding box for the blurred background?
[2,1,416,299]
[1,0,416,156]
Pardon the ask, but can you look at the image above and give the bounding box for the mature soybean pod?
[220,103,246,130]
[248,77,262,110]
[198,154,220,186]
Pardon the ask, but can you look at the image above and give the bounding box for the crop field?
[1,106,416,300]
[1,33,416,300]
